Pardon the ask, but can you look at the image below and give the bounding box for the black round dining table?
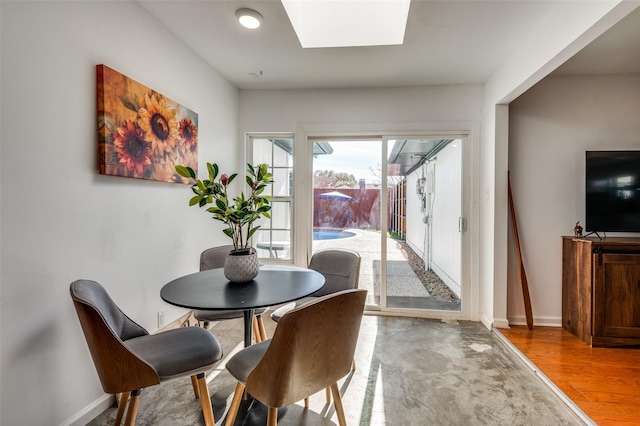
[161,264,325,347]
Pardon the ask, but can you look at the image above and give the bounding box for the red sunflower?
[113,120,153,175]
[178,118,198,151]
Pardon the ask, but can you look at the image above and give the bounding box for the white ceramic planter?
[223,250,259,283]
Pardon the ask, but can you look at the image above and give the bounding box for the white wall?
[240,85,484,132]
[508,73,640,326]
[0,2,238,425]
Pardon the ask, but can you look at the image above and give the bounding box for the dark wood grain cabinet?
[562,236,640,347]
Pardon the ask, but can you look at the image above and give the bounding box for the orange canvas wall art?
[97,64,197,183]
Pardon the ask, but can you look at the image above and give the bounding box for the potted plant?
[176,162,273,282]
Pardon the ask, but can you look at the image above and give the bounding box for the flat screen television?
[585,150,640,232]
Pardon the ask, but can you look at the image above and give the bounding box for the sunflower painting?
[97,64,197,184]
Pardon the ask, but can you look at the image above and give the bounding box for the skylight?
[281,0,411,49]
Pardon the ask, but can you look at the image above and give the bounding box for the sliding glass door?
[309,136,466,316]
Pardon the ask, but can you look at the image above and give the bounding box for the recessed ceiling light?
[236,8,263,30]
[281,0,410,48]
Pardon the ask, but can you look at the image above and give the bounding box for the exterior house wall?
[405,142,462,297]
[430,142,463,296]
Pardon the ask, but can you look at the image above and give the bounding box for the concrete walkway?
[313,229,438,307]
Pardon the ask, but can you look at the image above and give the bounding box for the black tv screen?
[585,150,640,232]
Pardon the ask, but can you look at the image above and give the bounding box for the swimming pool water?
[312,230,356,240]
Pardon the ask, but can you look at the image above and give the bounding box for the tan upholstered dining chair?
[194,245,268,342]
[269,248,361,404]
[225,288,367,426]
[70,279,222,426]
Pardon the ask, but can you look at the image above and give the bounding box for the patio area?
[312,229,461,311]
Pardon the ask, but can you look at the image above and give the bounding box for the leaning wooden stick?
[508,172,533,330]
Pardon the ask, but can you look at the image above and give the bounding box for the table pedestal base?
[208,385,288,426]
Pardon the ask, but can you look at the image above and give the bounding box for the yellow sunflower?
[138,92,178,157]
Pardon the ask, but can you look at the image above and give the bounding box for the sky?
[312,140,384,184]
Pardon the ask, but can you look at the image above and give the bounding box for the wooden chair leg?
[195,373,215,426]
[225,382,245,426]
[191,375,200,399]
[352,359,356,371]
[325,387,331,404]
[114,392,129,426]
[257,315,267,341]
[124,389,141,426]
[304,397,309,408]
[267,406,278,426]
[330,383,347,426]
[202,321,210,330]
[253,318,261,343]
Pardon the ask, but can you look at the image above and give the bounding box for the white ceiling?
[138,1,640,90]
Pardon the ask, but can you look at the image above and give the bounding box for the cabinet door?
[593,253,640,338]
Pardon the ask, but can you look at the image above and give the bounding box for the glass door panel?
[386,138,462,312]
[311,139,382,308]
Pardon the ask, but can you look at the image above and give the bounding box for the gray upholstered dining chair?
[194,245,268,342]
[70,279,223,426]
[224,289,367,426]
[270,248,361,322]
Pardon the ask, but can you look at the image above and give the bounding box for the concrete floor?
[87,314,584,426]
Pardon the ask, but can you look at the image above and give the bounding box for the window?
[248,136,294,261]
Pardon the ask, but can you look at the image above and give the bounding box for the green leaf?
[188,195,201,206]
[206,163,216,178]
[223,228,234,238]
[227,173,238,185]
[247,226,260,239]
[175,165,195,179]
[215,199,227,210]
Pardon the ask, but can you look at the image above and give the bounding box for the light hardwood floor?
[500,325,640,426]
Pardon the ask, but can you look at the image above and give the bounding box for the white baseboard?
[62,393,115,426]
[480,313,494,330]
[508,315,562,328]
[492,316,510,329]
